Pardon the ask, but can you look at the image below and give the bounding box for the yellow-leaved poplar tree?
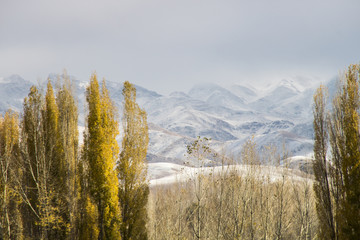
[313,64,360,239]
[41,80,65,238]
[118,81,149,240]
[21,85,51,239]
[21,82,70,239]
[335,64,360,238]
[56,73,79,239]
[0,110,23,240]
[82,73,121,240]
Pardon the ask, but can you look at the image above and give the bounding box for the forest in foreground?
[1,63,360,240]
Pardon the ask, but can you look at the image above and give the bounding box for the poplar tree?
[21,85,46,238]
[118,81,149,240]
[82,73,121,240]
[313,64,360,239]
[42,80,65,238]
[312,85,335,239]
[56,74,79,238]
[78,130,99,240]
[21,82,66,239]
[0,110,23,240]
[335,64,360,238]
[44,81,59,181]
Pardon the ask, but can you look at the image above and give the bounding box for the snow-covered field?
[148,158,313,186]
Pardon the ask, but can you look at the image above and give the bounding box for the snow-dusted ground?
[148,159,313,186]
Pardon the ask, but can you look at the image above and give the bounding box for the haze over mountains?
[0,74,335,166]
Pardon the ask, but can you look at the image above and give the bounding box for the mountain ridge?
[0,74,333,166]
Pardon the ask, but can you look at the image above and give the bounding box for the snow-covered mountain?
[0,74,335,166]
[0,74,33,113]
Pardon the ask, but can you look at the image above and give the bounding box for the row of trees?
[149,138,317,239]
[313,64,360,239]
[1,63,359,239]
[0,73,149,240]
[149,63,360,240]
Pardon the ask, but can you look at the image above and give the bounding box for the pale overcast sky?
[1,0,359,94]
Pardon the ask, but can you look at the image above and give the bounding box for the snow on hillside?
[148,162,313,186]
[0,75,33,113]
[188,83,248,111]
[0,74,330,172]
[228,84,258,103]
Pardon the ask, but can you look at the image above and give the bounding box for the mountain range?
[0,74,336,167]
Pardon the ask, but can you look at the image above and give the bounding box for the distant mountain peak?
[169,91,190,98]
[277,78,301,93]
[2,74,29,84]
[277,76,324,93]
[228,84,258,102]
[0,73,334,164]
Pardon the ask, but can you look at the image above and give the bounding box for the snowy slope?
[0,75,32,113]
[148,161,313,185]
[0,74,331,168]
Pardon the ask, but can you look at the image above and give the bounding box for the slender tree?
[0,110,23,240]
[43,80,68,238]
[335,64,360,239]
[328,87,344,239]
[241,138,260,239]
[56,74,79,239]
[313,64,360,239]
[78,130,99,240]
[20,82,65,239]
[312,85,335,239]
[185,136,213,240]
[21,85,49,239]
[118,81,149,240]
[82,73,122,240]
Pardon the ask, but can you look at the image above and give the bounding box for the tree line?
[0,72,149,240]
[313,64,360,240]
[1,63,360,240]
[149,137,317,239]
[148,63,360,240]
